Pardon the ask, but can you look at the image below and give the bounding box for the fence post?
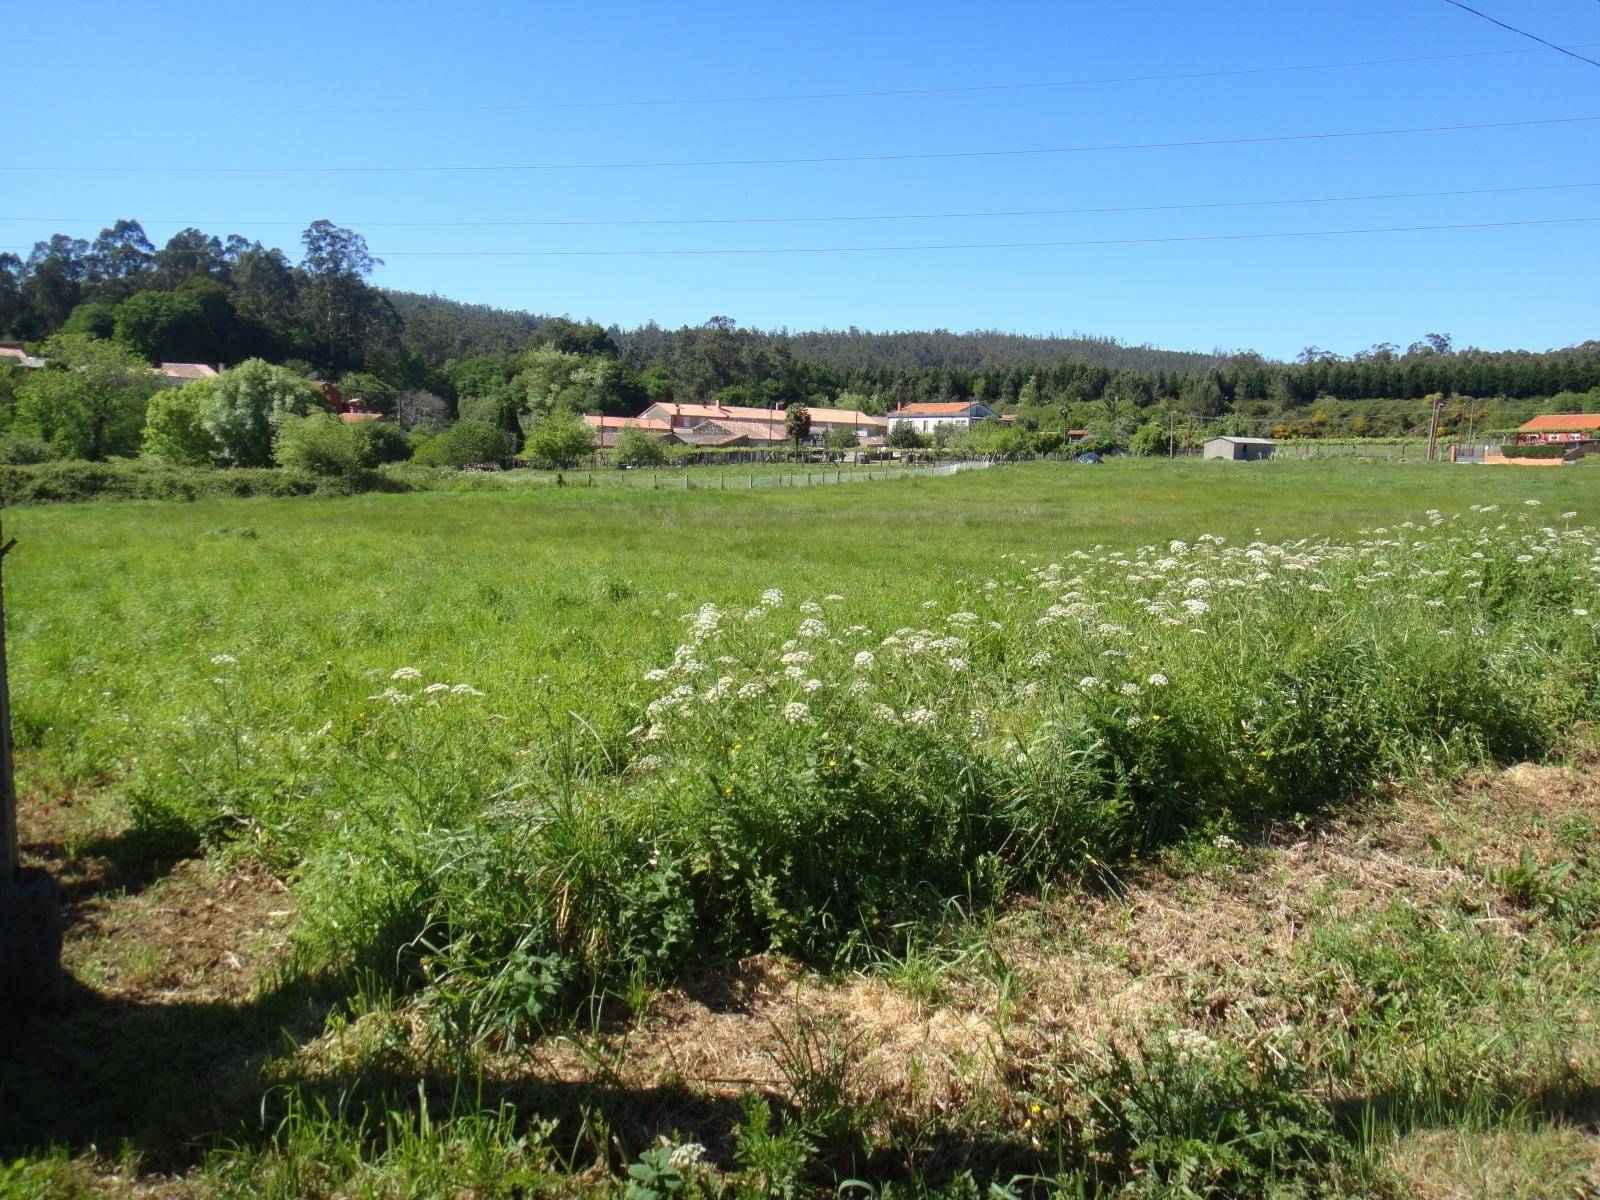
[0,528,61,1007]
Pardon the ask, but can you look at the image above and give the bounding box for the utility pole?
[1425,393,1445,462]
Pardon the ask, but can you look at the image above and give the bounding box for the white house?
[885,401,998,435]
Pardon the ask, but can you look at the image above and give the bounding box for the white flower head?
[390,666,422,682]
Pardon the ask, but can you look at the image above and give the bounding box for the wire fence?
[505,460,996,491]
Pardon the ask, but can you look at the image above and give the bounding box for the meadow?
[4,458,1599,1198]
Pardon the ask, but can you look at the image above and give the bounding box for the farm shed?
[1203,436,1276,461]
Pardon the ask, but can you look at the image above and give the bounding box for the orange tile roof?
[804,406,888,429]
[1518,413,1600,432]
[887,401,991,417]
[583,414,671,433]
[157,362,218,380]
[339,412,382,423]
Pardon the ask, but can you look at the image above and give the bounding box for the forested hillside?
[3,218,1598,448]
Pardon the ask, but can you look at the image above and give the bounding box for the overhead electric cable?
[2,115,1597,174]
[6,180,1599,229]
[1439,0,1600,69]
[343,215,1600,257]
[258,43,1600,114]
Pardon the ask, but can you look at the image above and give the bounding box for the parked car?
[1075,452,1103,465]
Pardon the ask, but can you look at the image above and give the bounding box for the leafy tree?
[352,421,412,466]
[784,404,812,447]
[1129,420,1168,457]
[298,221,396,369]
[13,333,158,459]
[528,317,619,358]
[273,411,365,476]
[195,358,326,466]
[154,228,226,289]
[86,220,155,298]
[887,422,926,450]
[142,387,221,465]
[613,425,667,466]
[114,290,207,362]
[410,419,512,467]
[823,426,859,451]
[0,253,24,335]
[61,302,117,340]
[522,411,595,466]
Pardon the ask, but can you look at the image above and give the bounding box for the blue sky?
[6,0,1598,359]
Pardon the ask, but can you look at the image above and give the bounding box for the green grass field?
[4,459,1598,1199]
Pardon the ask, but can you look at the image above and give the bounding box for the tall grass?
[78,495,1593,1033]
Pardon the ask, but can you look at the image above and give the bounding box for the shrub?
[1500,442,1580,459]
[1130,420,1167,456]
[353,421,413,467]
[411,420,513,468]
[613,426,668,467]
[198,359,326,467]
[522,412,595,467]
[0,431,58,465]
[273,412,365,477]
[143,386,221,466]
[12,333,158,460]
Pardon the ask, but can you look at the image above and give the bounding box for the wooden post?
[0,528,15,888]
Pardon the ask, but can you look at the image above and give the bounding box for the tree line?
[3,218,1599,457]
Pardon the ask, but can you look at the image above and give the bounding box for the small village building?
[1203,436,1276,461]
[636,401,887,447]
[0,342,45,369]
[884,401,997,434]
[1066,429,1089,445]
[1514,414,1600,445]
[582,414,673,448]
[156,362,219,383]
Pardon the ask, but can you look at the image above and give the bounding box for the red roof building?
[582,414,673,448]
[1515,414,1600,444]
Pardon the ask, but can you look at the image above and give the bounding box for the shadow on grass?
[24,824,201,915]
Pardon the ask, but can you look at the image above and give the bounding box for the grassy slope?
[3,459,1597,1198]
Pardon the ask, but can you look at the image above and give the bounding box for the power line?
[255,43,1600,114]
[6,180,1599,230]
[2,114,1598,174]
[1439,0,1600,69]
[328,215,1600,257]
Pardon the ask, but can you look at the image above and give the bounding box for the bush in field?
[12,333,158,460]
[1130,420,1167,456]
[352,421,412,467]
[522,412,595,467]
[273,412,365,476]
[143,387,222,465]
[411,419,513,468]
[195,358,326,466]
[613,425,667,466]
[0,431,58,465]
